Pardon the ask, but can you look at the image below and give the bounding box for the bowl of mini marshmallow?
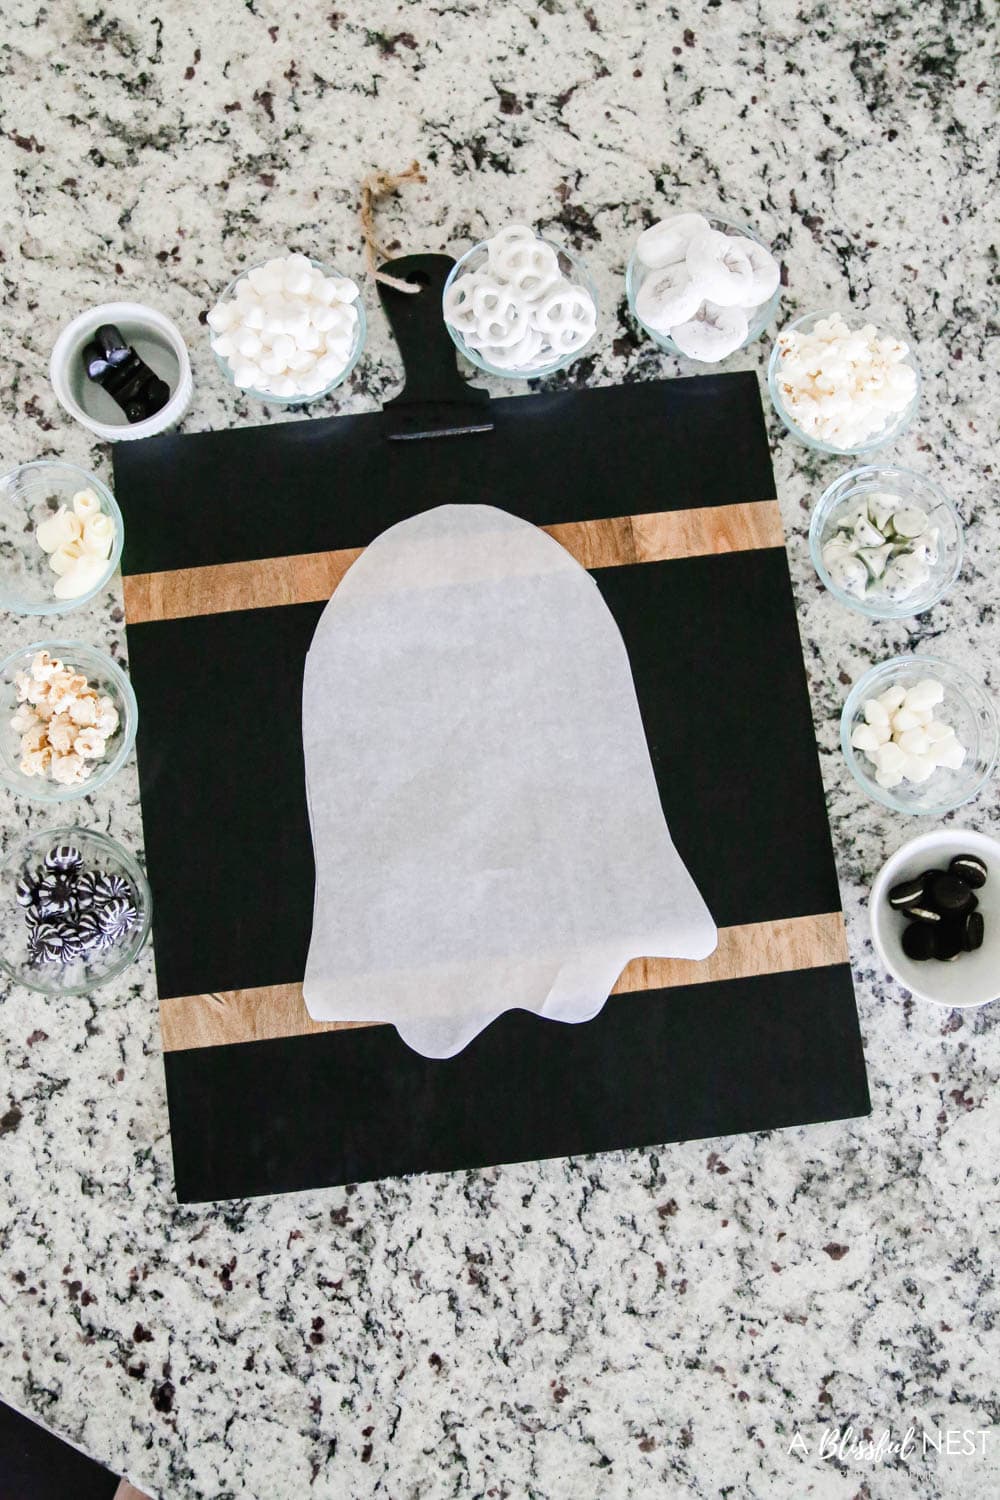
[442,225,599,378]
[768,309,920,455]
[207,252,366,404]
[810,465,963,620]
[841,656,998,817]
[624,210,781,362]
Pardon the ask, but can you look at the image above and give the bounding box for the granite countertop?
[1,3,998,1497]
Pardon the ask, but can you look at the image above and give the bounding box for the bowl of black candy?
[870,828,1000,1008]
[0,828,151,995]
[50,301,192,442]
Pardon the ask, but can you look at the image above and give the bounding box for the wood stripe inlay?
[158,911,847,1053]
[123,500,782,624]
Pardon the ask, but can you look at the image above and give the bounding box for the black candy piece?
[949,854,988,890]
[82,324,171,425]
[889,876,926,911]
[928,872,976,914]
[94,323,131,365]
[902,923,936,961]
[82,340,112,381]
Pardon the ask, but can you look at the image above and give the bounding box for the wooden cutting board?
[113,257,869,1202]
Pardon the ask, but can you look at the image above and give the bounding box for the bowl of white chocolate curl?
[810,465,963,620]
[442,225,599,379]
[625,210,782,362]
[0,643,137,802]
[768,309,920,455]
[841,656,998,818]
[0,462,123,615]
[208,253,366,404]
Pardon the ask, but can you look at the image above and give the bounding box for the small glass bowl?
[0,826,151,995]
[841,656,998,817]
[624,213,781,360]
[211,257,366,406]
[810,465,962,619]
[442,236,599,380]
[0,641,138,803]
[768,309,920,455]
[0,462,123,616]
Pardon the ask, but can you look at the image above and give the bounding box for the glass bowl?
[442,236,599,379]
[625,213,781,359]
[211,257,366,406]
[841,656,998,817]
[0,462,123,616]
[0,641,138,803]
[0,826,151,995]
[768,309,920,455]
[810,465,962,619]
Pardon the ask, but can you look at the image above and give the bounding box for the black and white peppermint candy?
[15,872,39,907]
[93,871,132,905]
[36,873,77,916]
[44,844,83,874]
[97,895,138,943]
[30,922,67,964]
[74,870,99,910]
[75,911,104,952]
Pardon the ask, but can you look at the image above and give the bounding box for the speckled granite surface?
[1,2,998,1497]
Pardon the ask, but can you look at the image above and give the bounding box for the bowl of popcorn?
[0,643,137,802]
[0,462,123,615]
[625,210,781,362]
[810,465,962,619]
[208,252,366,404]
[841,657,998,817]
[0,827,150,995]
[768,310,920,455]
[442,225,598,378]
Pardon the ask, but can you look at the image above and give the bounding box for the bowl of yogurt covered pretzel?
[442,224,599,378]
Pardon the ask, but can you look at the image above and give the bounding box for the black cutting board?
[114,256,868,1202]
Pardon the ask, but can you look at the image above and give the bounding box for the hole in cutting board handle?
[377,252,494,441]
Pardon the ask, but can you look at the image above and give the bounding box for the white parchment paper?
[302,504,717,1058]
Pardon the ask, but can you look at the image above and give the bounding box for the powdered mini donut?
[635,212,710,270]
[670,301,749,362]
[685,229,756,308]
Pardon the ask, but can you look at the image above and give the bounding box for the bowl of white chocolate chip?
[208,253,366,404]
[625,210,781,362]
[442,225,599,378]
[810,465,962,619]
[768,309,920,454]
[0,462,123,615]
[0,643,136,802]
[841,656,998,817]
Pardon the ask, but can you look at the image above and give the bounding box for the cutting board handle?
[377,253,493,440]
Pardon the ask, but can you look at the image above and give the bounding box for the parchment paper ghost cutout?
[302,504,717,1059]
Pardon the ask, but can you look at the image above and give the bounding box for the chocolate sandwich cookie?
[902,923,937,961]
[888,876,926,911]
[932,923,965,962]
[903,902,942,925]
[958,910,985,953]
[948,853,988,890]
[927,872,976,915]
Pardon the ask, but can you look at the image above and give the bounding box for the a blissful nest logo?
[787,1425,992,1463]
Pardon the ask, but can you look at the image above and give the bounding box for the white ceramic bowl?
[870,829,1000,1008]
[50,301,192,441]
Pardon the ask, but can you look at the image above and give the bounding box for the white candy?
[897,727,930,755]
[936,737,967,770]
[878,684,907,712]
[72,488,103,522]
[50,540,83,575]
[925,718,953,743]
[891,507,927,538]
[53,555,108,600]
[864,698,889,728]
[232,363,262,389]
[635,262,704,333]
[82,512,115,558]
[874,740,905,773]
[875,765,904,790]
[685,229,755,308]
[36,507,81,553]
[850,724,881,753]
[670,300,748,362]
[635,212,710,270]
